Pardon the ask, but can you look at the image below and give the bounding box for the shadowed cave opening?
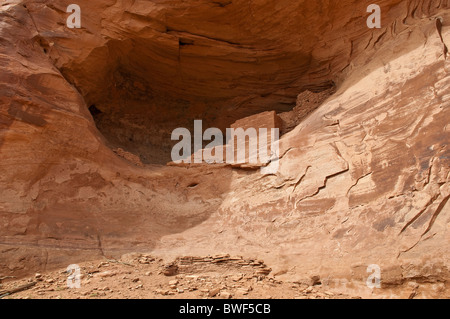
[65,38,336,165]
[87,78,335,165]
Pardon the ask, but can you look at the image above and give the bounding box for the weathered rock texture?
[1,0,449,297]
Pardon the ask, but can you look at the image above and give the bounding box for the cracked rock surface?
[0,0,449,298]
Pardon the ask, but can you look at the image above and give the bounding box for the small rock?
[162,262,178,276]
[98,271,116,278]
[310,275,321,286]
[208,287,221,297]
[236,287,249,295]
[169,280,178,286]
[157,289,170,295]
[220,291,232,299]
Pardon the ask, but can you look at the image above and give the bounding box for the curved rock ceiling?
[0,0,449,297]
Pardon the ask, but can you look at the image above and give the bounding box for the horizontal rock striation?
[0,0,449,297]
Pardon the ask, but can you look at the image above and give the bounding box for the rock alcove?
[61,37,336,165]
[1,1,449,294]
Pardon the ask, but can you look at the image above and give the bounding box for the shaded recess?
[61,36,336,165]
[53,0,403,165]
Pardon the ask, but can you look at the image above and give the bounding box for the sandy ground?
[0,253,355,299]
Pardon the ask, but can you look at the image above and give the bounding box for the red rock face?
[0,0,449,297]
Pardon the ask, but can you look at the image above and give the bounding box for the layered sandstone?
[0,0,449,298]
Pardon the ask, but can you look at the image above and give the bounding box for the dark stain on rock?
[372,217,395,232]
[8,102,47,127]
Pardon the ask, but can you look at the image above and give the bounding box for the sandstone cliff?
[0,0,449,298]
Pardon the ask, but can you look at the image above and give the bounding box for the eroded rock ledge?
[0,0,449,297]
